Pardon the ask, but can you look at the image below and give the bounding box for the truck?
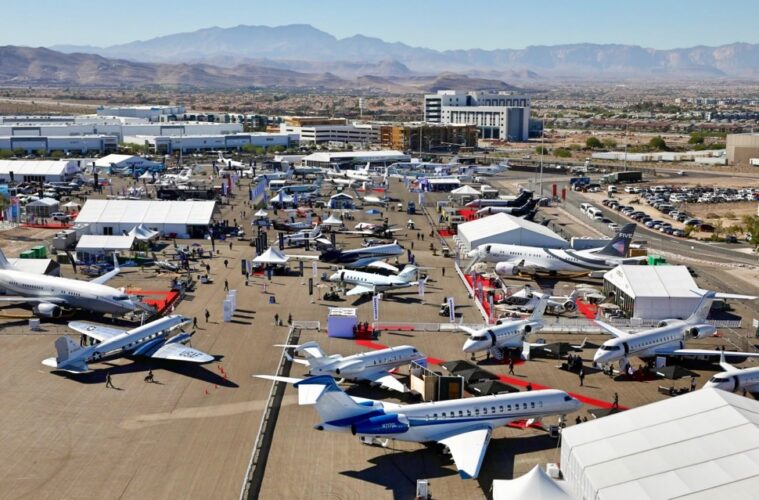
[602,171,643,184]
[569,176,591,187]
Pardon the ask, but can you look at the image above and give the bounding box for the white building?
[424,90,531,141]
[74,199,216,238]
[96,105,186,121]
[455,213,568,253]
[0,160,80,183]
[123,132,295,153]
[0,135,118,154]
[280,117,378,145]
[603,265,701,320]
[561,389,759,500]
[301,150,410,168]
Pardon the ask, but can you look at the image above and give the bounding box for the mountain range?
[50,24,759,79]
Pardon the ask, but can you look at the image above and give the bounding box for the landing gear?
[490,346,505,361]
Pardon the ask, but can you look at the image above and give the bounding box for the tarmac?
[0,170,756,499]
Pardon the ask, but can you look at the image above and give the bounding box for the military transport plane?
[703,351,759,394]
[255,375,581,479]
[0,250,151,318]
[468,223,640,276]
[42,315,214,373]
[593,290,759,369]
[462,294,550,357]
[277,341,424,393]
[328,265,421,296]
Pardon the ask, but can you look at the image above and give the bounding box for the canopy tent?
[253,246,289,265]
[127,224,160,241]
[451,185,480,195]
[493,465,572,500]
[62,201,81,212]
[254,209,269,218]
[26,197,60,217]
[76,235,135,260]
[321,214,344,226]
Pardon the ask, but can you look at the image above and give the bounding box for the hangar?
[454,213,567,253]
[603,265,701,320]
[560,389,759,500]
[0,160,79,183]
[74,199,216,238]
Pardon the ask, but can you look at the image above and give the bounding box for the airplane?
[503,287,578,315]
[319,241,404,269]
[255,374,581,479]
[218,152,245,169]
[593,290,759,369]
[42,315,214,373]
[0,250,152,318]
[282,225,332,248]
[326,163,372,183]
[155,260,180,272]
[341,222,403,239]
[703,351,759,394]
[475,198,539,217]
[156,168,192,185]
[468,223,640,276]
[276,341,424,393]
[465,190,533,208]
[329,265,422,296]
[272,219,313,232]
[462,294,550,357]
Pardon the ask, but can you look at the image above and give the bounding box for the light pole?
[539,114,545,196]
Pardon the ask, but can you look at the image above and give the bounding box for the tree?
[649,136,668,151]
[585,137,602,149]
[535,146,549,155]
[688,132,705,144]
[554,148,572,158]
[241,144,255,154]
[50,151,65,159]
[602,138,617,149]
[741,215,759,246]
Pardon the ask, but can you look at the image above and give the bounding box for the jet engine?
[562,300,577,312]
[33,303,62,318]
[351,413,410,435]
[495,262,520,276]
[523,325,532,334]
[334,360,365,376]
[687,324,717,339]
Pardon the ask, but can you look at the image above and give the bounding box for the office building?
[280,117,378,145]
[378,123,478,152]
[0,135,118,155]
[123,132,296,154]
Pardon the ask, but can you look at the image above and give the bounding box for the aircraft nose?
[466,249,479,259]
[328,273,339,282]
[462,339,481,353]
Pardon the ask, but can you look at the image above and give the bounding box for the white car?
[608,223,620,231]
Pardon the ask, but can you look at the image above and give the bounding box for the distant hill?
[0,46,516,92]
[51,24,759,79]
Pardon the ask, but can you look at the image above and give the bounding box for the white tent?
[253,246,289,265]
[76,235,135,258]
[254,209,269,218]
[493,466,572,500]
[456,213,568,252]
[62,201,81,212]
[321,214,343,226]
[451,185,479,195]
[127,224,160,241]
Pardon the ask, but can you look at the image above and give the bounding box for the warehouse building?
[0,135,118,155]
[301,150,409,168]
[727,133,759,166]
[279,117,378,145]
[560,389,759,500]
[96,105,186,121]
[0,160,80,183]
[455,213,567,253]
[424,90,531,141]
[123,132,295,154]
[74,199,216,238]
[603,265,702,320]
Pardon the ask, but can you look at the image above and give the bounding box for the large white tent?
[560,389,759,500]
[321,214,343,227]
[603,265,701,320]
[455,213,567,253]
[74,199,215,238]
[493,466,572,500]
[253,246,289,265]
[76,235,135,260]
[0,160,79,183]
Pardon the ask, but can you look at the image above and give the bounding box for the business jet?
[475,198,539,217]
[282,225,332,248]
[0,250,151,318]
[341,222,403,239]
[465,190,533,208]
[255,374,581,479]
[319,241,404,269]
[276,341,424,393]
[704,351,759,394]
[42,315,213,373]
[326,163,372,183]
[468,223,640,276]
[503,287,578,315]
[593,290,759,369]
[462,294,550,357]
[329,265,421,296]
[218,152,244,169]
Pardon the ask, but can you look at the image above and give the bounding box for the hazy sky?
[4,0,758,50]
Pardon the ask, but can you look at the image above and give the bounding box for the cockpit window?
[113,295,130,301]
[709,376,725,383]
[472,335,487,341]
[600,345,621,351]
[564,396,572,402]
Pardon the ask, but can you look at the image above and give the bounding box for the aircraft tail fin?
[0,248,16,270]
[686,290,717,324]
[295,375,375,424]
[530,293,550,320]
[397,265,418,282]
[50,336,88,372]
[597,223,637,257]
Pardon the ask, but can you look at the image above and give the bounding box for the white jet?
[282,225,332,248]
[593,290,759,369]
[217,152,244,169]
[469,223,641,276]
[328,265,421,296]
[704,351,759,394]
[0,250,151,318]
[462,294,550,357]
[42,315,214,373]
[278,341,425,393]
[255,374,581,479]
[503,287,578,315]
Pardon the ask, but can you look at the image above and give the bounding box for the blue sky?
[5,0,758,50]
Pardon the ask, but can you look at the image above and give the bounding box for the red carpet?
[438,229,455,237]
[464,273,499,322]
[457,209,478,221]
[576,300,597,320]
[21,223,72,229]
[126,289,180,315]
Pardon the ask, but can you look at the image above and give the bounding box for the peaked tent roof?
[253,246,289,264]
[127,224,160,241]
[322,214,343,226]
[493,465,572,500]
[254,209,269,217]
[451,184,480,195]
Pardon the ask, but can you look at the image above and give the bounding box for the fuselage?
[329,269,412,290]
[472,244,615,273]
[593,321,689,365]
[321,244,403,267]
[705,367,759,393]
[311,345,424,378]
[0,269,137,315]
[463,319,541,353]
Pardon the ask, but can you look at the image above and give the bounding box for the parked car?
[608,223,620,231]
[672,229,686,237]
[50,212,71,222]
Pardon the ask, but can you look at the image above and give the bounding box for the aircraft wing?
[0,296,67,304]
[90,254,121,285]
[148,343,214,364]
[346,284,376,296]
[366,261,399,274]
[594,320,631,339]
[363,371,407,393]
[284,254,319,261]
[67,321,126,341]
[437,426,493,479]
[340,230,372,236]
[663,349,759,361]
[254,374,403,409]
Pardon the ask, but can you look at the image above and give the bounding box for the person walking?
[526,382,533,391]
[288,313,292,325]
[442,267,445,277]
[612,392,619,409]
[224,259,229,268]
[579,367,585,387]
[144,370,155,383]
[205,309,210,323]
[193,317,198,329]
[224,279,229,292]
[274,313,279,326]
[105,371,115,389]
[690,376,697,392]
[508,357,515,375]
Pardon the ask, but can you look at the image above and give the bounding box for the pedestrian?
[575,415,582,425]
[442,267,446,277]
[193,317,198,329]
[411,241,414,250]
[582,416,588,423]
[526,382,533,391]
[274,313,279,326]
[144,370,155,383]
[508,357,515,375]
[690,376,697,392]
[224,279,229,291]
[579,367,585,386]
[288,313,292,325]
[612,392,619,409]
[105,371,115,389]
[229,242,233,251]
[205,309,210,323]
[224,259,228,268]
